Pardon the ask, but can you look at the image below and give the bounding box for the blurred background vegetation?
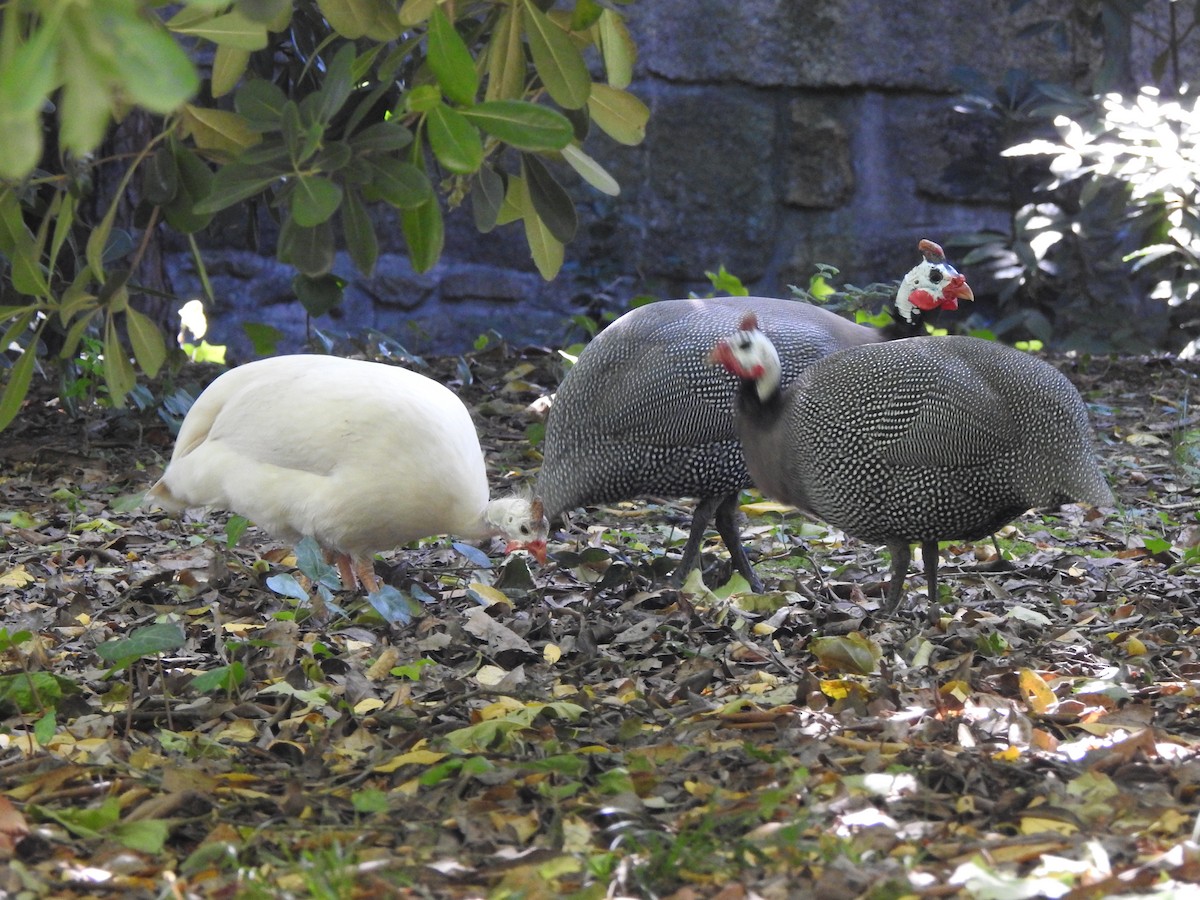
[0,0,1196,434]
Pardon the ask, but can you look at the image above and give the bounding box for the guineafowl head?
[707,313,782,401]
[486,495,549,562]
[895,239,975,324]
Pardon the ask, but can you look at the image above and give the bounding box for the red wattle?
[909,289,938,311]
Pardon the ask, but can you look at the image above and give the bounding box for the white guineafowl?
[149,355,547,592]
[534,240,972,590]
[709,315,1112,607]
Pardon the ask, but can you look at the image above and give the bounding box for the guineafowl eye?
[519,524,531,535]
[927,267,943,284]
[737,337,753,350]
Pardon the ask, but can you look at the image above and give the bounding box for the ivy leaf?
[96,622,187,667]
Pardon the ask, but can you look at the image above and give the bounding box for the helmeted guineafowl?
[535,240,973,591]
[709,315,1113,608]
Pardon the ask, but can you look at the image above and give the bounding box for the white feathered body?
[150,355,496,558]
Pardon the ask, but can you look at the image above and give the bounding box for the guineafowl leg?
[713,493,764,593]
[922,540,940,605]
[885,541,912,611]
[673,495,722,586]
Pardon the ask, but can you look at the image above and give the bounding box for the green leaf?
[125,306,166,378]
[399,0,435,26]
[509,174,562,279]
[570,0,604,30]
[113,820,169,854]
[212,45,250,98]
[191,663,247,694]
[0,113,41,181]
[349,120,414,154]
[195,163,281,214]
[360,157,433,209]
[427,5,479,106]
[236,79,289,131]
[401,197,444,273]
[461,101,573,151]
[427,104,483,174]
[0,19,60,120]
[278,216,335,276]
[522,154,576,243]
[0,672,63,713]
[291,175,344,227]
[293,272,346,317]
[522,0,590,110]
[484,6,524,102]
[141,147,179,206]
[169,8,269,50]
[239,0,293,25]
[597,9,635,89]
[561,143,618,196]
[96,622,187,666]
[58,17,112,156]
[587,83,648,146]
[471,165,505,233]
[0,339,35,432]
[341,188,379,275]
[316,43,357,125]
[317,0,379,39]
[163,144,216,233]
[242,322,283,356]
[111,16,200,111]
[0,190,49,296]
[102,314,137,408]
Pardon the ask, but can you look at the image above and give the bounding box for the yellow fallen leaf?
[479,696,525,719]
[476,665,508,687]
[1020,815,1077,836]
[0,566,33,588]
[222,622,265,635]
[353,698,384,715]
[543,643,562,664]
[1019,668,1057,714]
[740,500,795,515]
[1124,636,1147,656]
[992,745,1021,762]
[468,582,510,606]
[374,748,446,773]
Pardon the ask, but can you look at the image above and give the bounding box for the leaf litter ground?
[2,346,1200,898]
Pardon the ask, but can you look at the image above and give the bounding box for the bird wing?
[873,353,1021,467]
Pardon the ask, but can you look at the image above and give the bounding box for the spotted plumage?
[710,322,1113,607]
[535,241,973,590]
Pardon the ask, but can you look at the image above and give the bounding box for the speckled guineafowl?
[709,316,1113,607]
[536,240,973,591]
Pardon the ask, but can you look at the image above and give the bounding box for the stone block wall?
[178,0,1189,359]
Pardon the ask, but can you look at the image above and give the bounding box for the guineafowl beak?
[947,274,974,303]
[507,538,548,564]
